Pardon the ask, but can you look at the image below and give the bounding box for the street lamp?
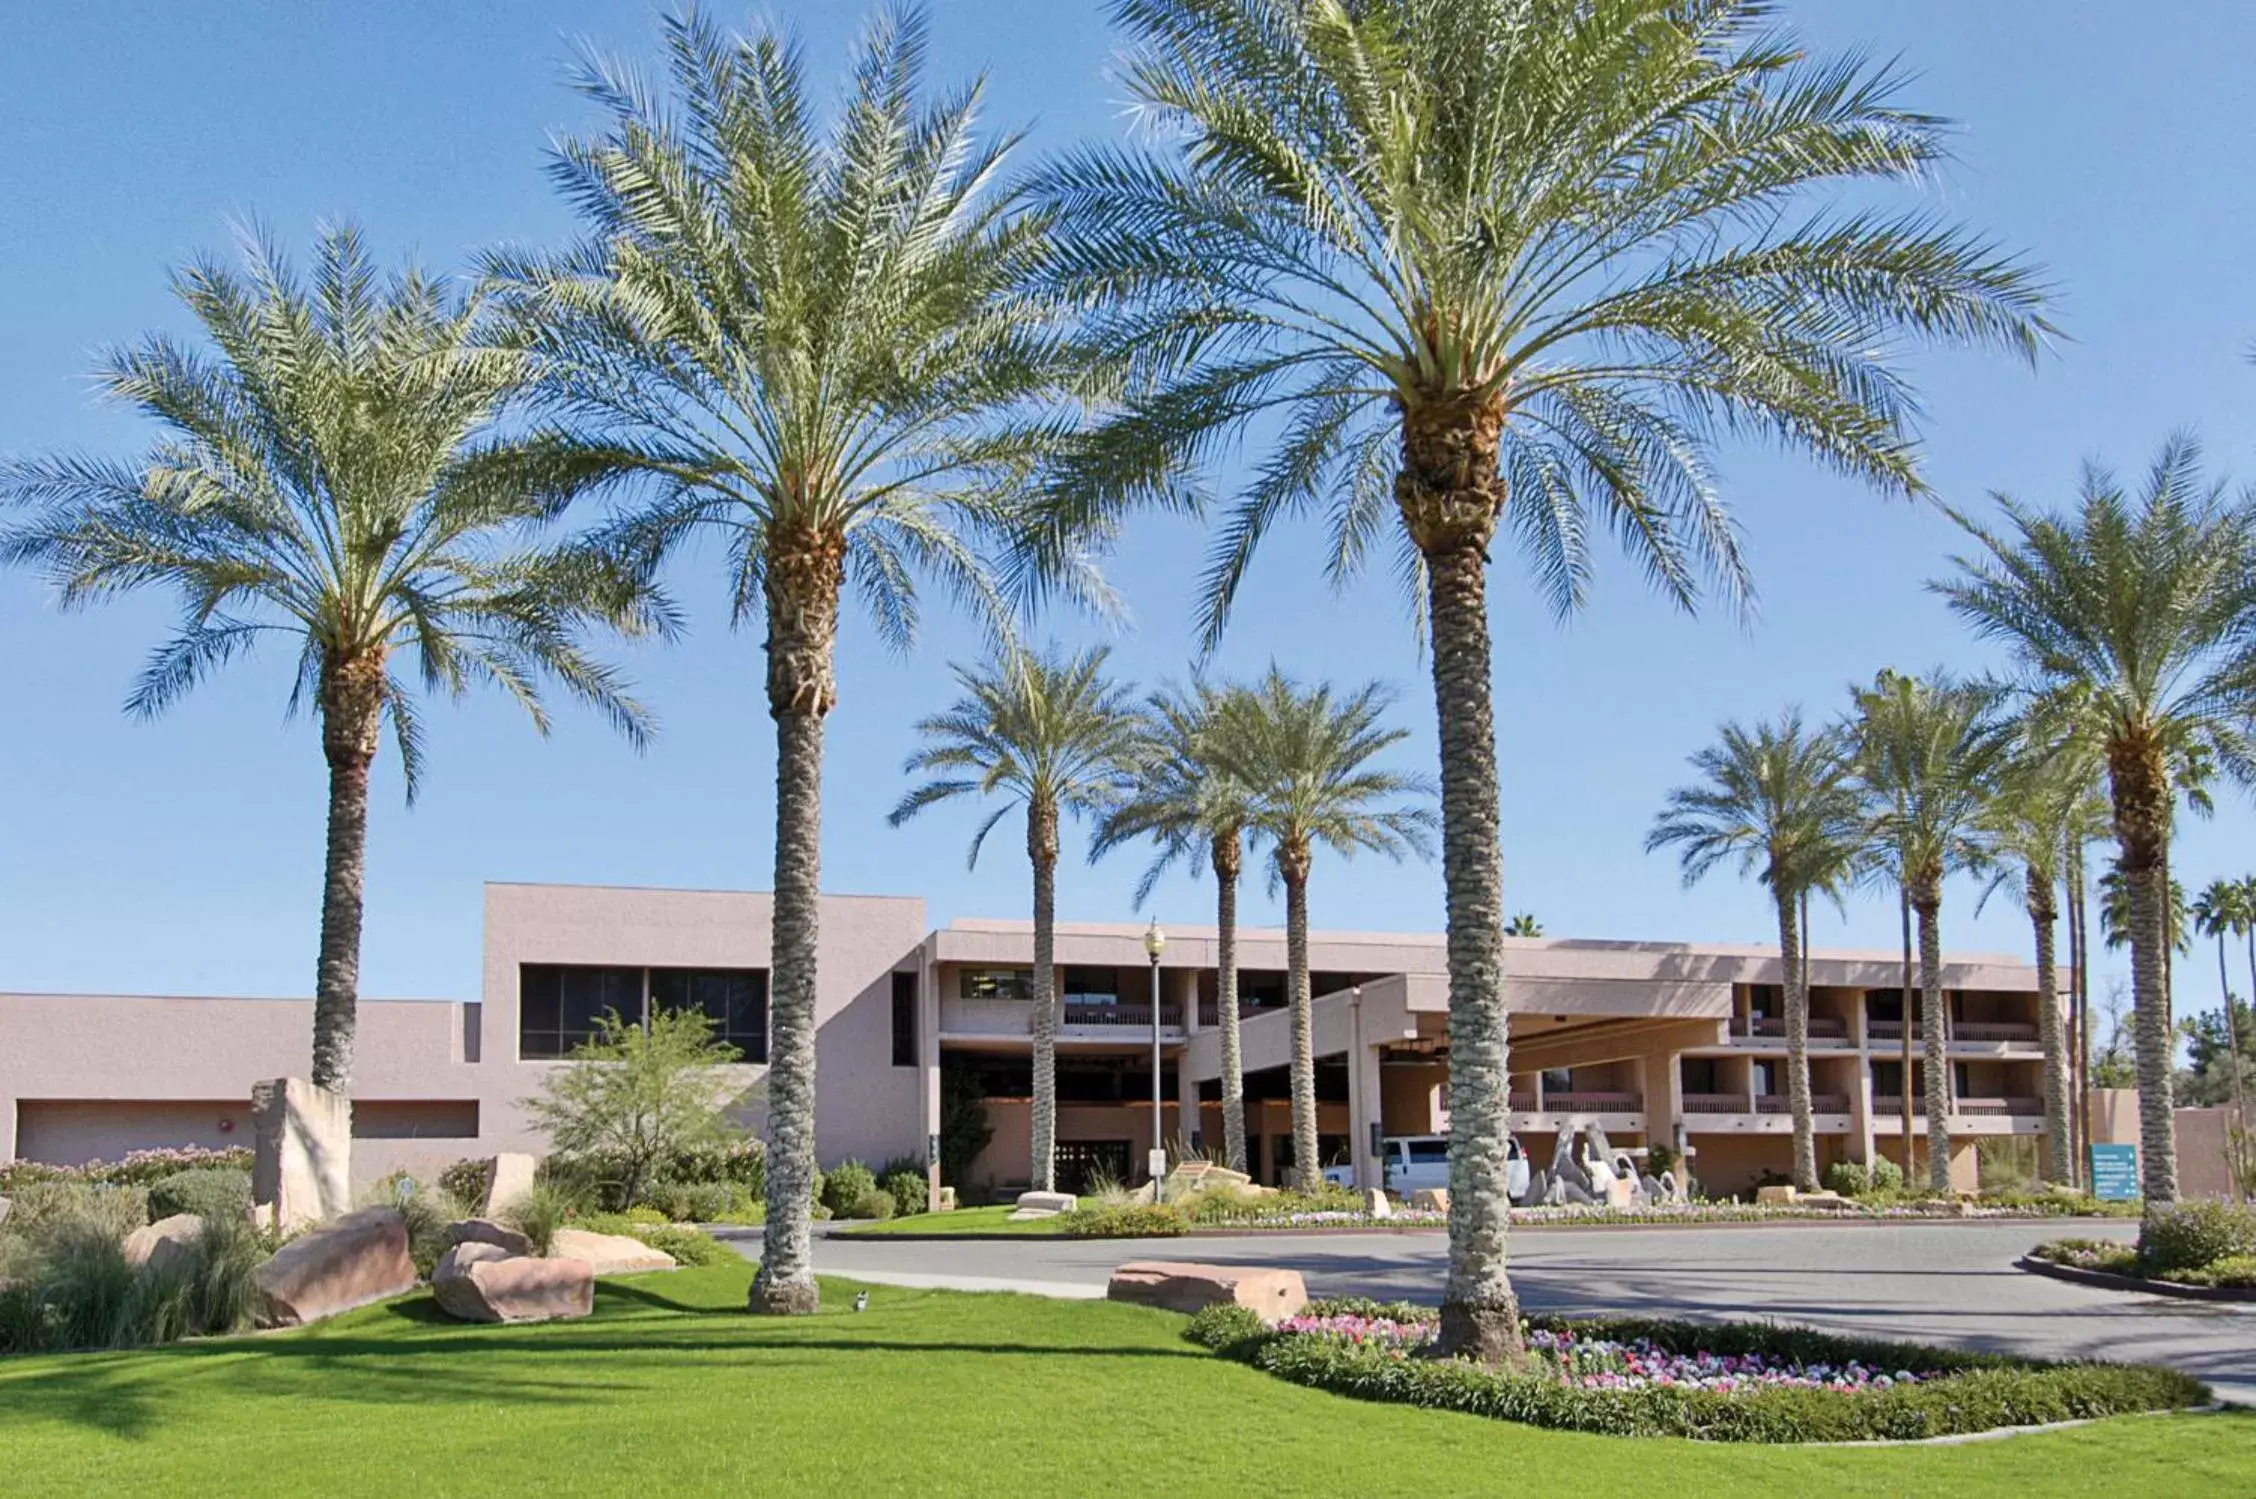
[1144,917,1167,1187]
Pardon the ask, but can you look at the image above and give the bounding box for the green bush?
[2137,1200,2256,1275]
[1056,1203,1186,1238]
[821,1160,877,1216]
[0,1214,267,1355]
[1822,1161,1868,1196]
[1865,1156,1904,1193]
[880,1169,929,1216]
[1184,1302,1268,1353]
[148,1168,253,1224]
[362,1172,455,1278]
[2031,1237,2140,1274]
[438,1158,493,1212]
[569,1218,734,1268]
[2159,1253,2256,1289]
[1183,1310,2206,1443]
[1,1181,151,1247]
[0,1146,251,1194]
[842,1189,897,1221]
[500,1181,582,1257]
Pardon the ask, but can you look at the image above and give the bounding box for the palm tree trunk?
[1214,830,1247,1175]
[2068,844,2089,1188]
[1776,887,1816,1192]
[750,526,844,1317]
[1899,881,1916,1178]
[1028,800,1060,1194]
[2031,870,2069,1186]
[1915,886,1951,1193]
[2109,735,2180,1207]
[311,652,384,1094]
[1281,848,1317,1191]
[1401,401,1522,1363]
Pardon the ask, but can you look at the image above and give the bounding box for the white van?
[1324,1135,1528,1201]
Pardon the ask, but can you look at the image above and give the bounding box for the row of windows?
[956,966,1371,1007]
[521,963,923,1068]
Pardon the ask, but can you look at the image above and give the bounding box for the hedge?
[147,1168,253,1223]
[1182,1305,2206,1443]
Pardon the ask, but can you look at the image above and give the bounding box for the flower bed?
[0,1147,253,1194]
[1184,1299,2206,1442]
[2026,1215,2256,1297]
[1057,1196,2136,1238]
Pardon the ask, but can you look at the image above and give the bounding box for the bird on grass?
[853,1291,870,1313]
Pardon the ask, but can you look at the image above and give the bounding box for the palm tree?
[1647,711,1862,1191]
[1218,670,1433,1189]
[491,7,1079,1314]
[2192,878,2253,1186]
[1936,439,2256,1205]
[1978,736,2105,1185]
[0,226,661,1094]
[1503,913,1544,938]
[1092,681,1259,1172]
[1024,0,2050,1363]
[891,647,1145,1194]
[1849,671,2009,1192]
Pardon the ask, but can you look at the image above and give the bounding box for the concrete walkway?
[725,1218,2256,1403]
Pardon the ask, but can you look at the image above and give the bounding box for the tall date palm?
[1935,440,2256,1206]
[1093,681,1260,1172]
[0,226,661,1094]
[891,647,1145,1193]
[1027,0,2049,1361]
[1647,711,1861,1192]
[492,7,1080,1313]
[1219,670,1433,1189]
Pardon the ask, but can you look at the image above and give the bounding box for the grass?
[0,1261,2247,1496]
[839,1204,1066,1236]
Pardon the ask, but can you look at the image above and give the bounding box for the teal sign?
[2089,1143,2138,1201]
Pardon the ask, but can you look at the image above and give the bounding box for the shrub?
[0,1214,267,1355]
[880,1169,929,1216]
[2137,1200,2256,1275]
[633,1223,734,1267]
[1057,1203,1185,1238]
[1645,1141,1679,1181]
[522,1007,752,1208]
[821,1160,877,1216]
[148,1168,253,1224]
[1,1181,151,1247]
[438,1158,493,1213]
[1084,1169,1138,1209]
[842,1189,897,1221]
[361,1173,456,1278]
[1184,1302,1269,1353]
[500,1181,582,1257]
[1822,1161,1868,1196]
[2160,1253,2256,1289]
[2031,1237,2140,1274]
[1867,1156,1905,1192]
[0,1146,252,1195]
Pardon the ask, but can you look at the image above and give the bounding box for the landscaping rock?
[1166,1162,1253,1197]
[122,1212,206,1273]
[550,1227,678,1275]
[1362,1188,1391,1220]
[1408,1188,1450,1213]
[1755,1185,1798,1206]
[1007,1190,1077,1221]
[254,1207,418,1327]
[0,1194,10,1230]
[1107,1260,1308,1322]
[482,1153,538,1218]
[937,1187,957,1212]
[251,1076,353,1232]
[432,1242,594,1324]
[445,1218,535,1257]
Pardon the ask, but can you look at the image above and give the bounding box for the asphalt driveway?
[737,1218,2255,1402]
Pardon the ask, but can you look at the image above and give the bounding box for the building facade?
[0,882,2058,1197]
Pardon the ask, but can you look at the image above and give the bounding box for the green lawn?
[839,1204,1065,1236]
[1,1262,2245,1497]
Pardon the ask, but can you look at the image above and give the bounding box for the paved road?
[761,1219,2255,1402]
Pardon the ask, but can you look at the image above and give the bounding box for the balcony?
[1063,1001,1183,1030]
[1866,1020,2039,1046]
[1755,1093,1850,1114]
[1874,1095,2044,1117]
[1730,1016,1849,1042]
[1683,1092,1745,1115]
[1539,1091,1643,1113]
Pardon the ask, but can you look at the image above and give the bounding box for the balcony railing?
[1540,1091,1643,1112]
[1195,999,1286,1027]
[1731,1016,1848,1040]
[1755,1093,1850,1114]
[1683,1092,1746,1114]
[1874,1095,2045,1117]
[1507,1091,1538,1111]
[1062,1001,1183,1029]
[1866,1021,2039,1045]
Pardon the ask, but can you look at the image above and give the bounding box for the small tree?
[522,1007,748,1208]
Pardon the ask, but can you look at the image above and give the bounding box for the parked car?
[1323,1134,1528,1201]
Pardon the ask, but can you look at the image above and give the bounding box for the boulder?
[550,1227,678,1275]
[251,1077,353,1232]
[123,1213,206,1273]
[254,1207,418,1327]
[482,1153,539,1218]
[1408,1188,1450,1213]
[937,1187,958,1212]
[1167,1162,1253,1197]
[1361,1188,1391,1220]
[0,1194,10,1230]
[432,1242,594,1324]
[446,1218,535,1257]
[1107,1261,1308,1323]
[1007,1190,1077,1221]
[1754,1185,1798,1206]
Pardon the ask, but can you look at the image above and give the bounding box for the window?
[1540,1067,1573,1092]
[1680,1057,1721,1093]
[959,967,1033,1000]
[650,967,768,1063]
[1872,1061,1905,1098]
[1062,967,1122,1005]
[519,964,642,1059]
[1239,969,1287,1008]
[892,971,918,1067]
[1954,1062,1972,1099]
[1406,1139,1449,1165]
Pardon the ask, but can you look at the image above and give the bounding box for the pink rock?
[253,1207,418,1327]
[432,1243,594,1324]
[1106,1260,1308,1322]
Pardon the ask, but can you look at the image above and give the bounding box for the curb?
[830,1214,2135,1244]
[2016,1254,2256,1303]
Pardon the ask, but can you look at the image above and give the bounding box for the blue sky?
[5,2,2255,1027]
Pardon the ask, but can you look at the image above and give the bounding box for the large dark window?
[519,965,643,1059]
[892,971,918,1067]
[650,967,768,1063]
[1062,967,1122,1005]
[959,967,1033,1000]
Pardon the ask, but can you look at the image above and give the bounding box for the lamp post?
[1144,917,1167,1187]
